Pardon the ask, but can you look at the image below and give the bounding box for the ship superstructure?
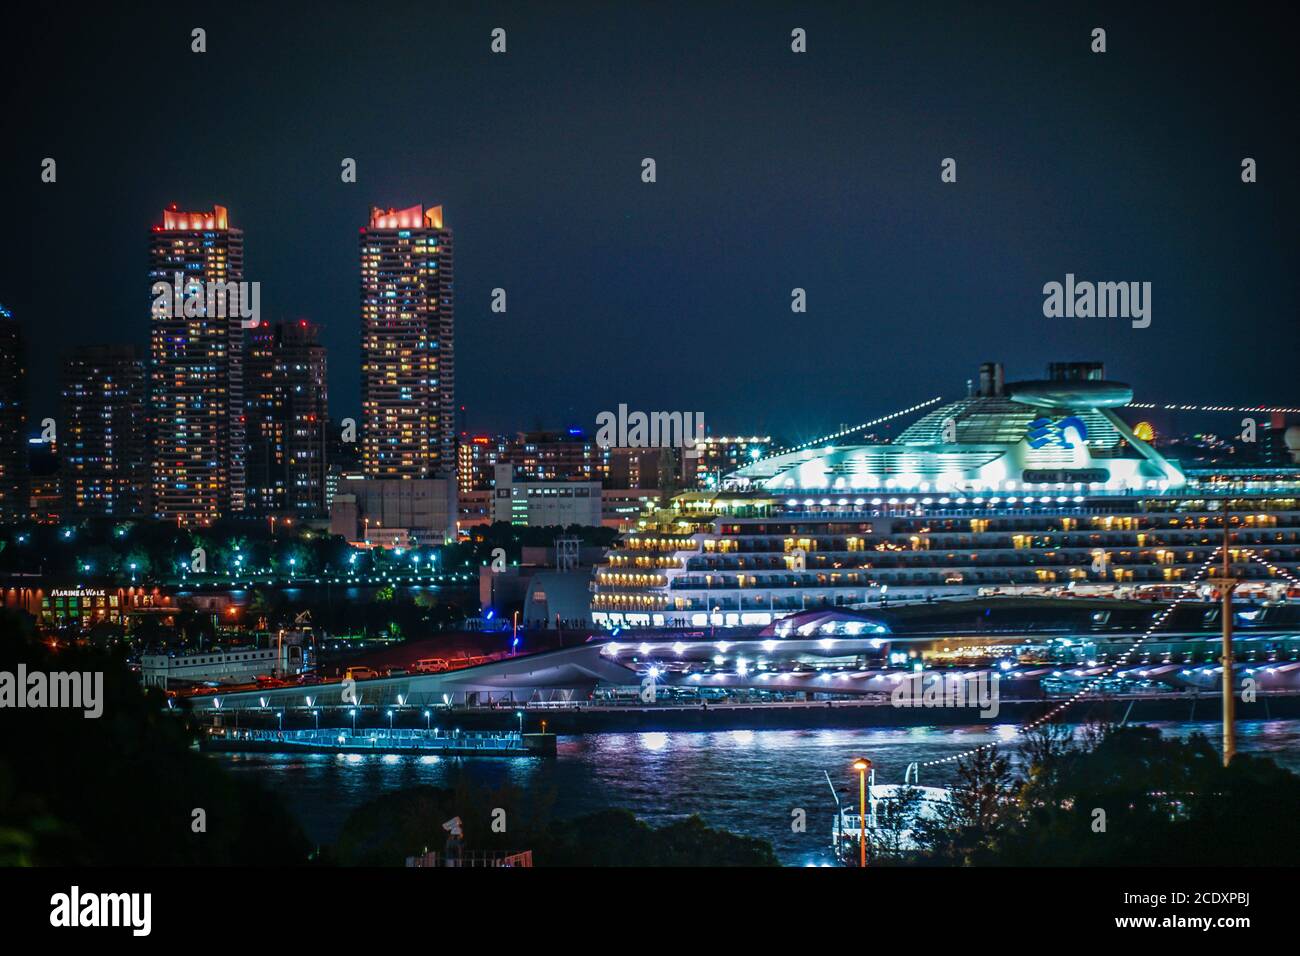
[591,363,1300,629]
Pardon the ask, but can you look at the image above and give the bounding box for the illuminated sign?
[1026,416,1087,449]
[1021,469,1108,484]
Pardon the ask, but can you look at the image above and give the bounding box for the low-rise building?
[330,476,457,547]
[491,464,601,528]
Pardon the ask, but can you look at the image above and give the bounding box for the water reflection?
[215,719,1300,865]
[640,732,669,751]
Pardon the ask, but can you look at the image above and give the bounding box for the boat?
[826,763,954,862]
[589,360,1300,631]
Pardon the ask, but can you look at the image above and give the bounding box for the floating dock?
[199,727,557,757]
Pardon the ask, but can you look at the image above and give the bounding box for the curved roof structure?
[1004,379,1133,408]
[725,363,1182,494]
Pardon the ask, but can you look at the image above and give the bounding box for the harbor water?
[212,718,1300,865]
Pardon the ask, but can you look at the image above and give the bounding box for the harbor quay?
[200,725,558,757]
[193,690,1300,736]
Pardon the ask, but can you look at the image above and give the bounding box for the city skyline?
[5,180,1296,446]
[5,0,1300,899]
[7,3,1298,444]
[2,277,1298,529]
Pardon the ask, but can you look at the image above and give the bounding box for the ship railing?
[782,502,1300,519]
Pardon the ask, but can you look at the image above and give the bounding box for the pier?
[199,727,557,757]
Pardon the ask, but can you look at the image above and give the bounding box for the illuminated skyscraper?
[62,344,149,517]
[148,204,246,525]
[0,304,27,522]
[359,204,455,479]
[246,320,329,516]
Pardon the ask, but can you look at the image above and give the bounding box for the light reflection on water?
[214,719,1300,866]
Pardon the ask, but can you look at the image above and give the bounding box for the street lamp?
[515,710,524,735]
[424,709,431,732]
[851,757,872,868]
[387,709,394,734]
[349,707,356,736]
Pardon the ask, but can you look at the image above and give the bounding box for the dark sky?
[6,1,1298,445]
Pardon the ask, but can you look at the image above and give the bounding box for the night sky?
[6,2,1298,444]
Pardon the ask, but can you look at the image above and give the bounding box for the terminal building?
[590,362,1300,629]
[491,463,601,527]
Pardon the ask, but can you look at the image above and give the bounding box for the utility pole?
[1206,512,1238,768]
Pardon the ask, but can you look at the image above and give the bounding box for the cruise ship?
[590,362,1300,630]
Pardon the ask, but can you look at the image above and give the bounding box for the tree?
[335,782,777,866]
[0,612,311,865]
[912,745,1017,865]
[868,784,925,862]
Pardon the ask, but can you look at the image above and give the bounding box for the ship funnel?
[977,362,1005,397]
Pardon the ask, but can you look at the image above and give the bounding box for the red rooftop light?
[159,204,230,231]
[368,204,444,230]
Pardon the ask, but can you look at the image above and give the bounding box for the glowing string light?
[749,397,945,468]
[917,547,1225,768]
[1246,549,1300,587]
[1127,401,1300,414]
